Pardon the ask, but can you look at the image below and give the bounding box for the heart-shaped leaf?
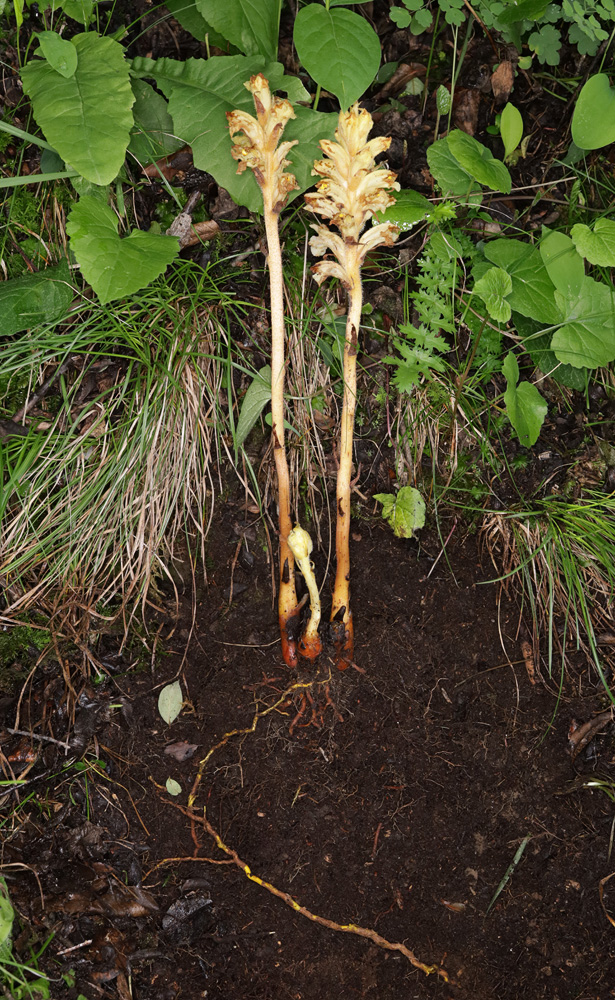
[539,229,584,298]
[484,238,560,324]
[474,266,512,323]
[572,74,615,150]
[374,486,426,538]
[158,681,183,725]
[570,218,615,267]
[552,277,615,368]
[21,32,134,185]
[503,351,547,447]
[293,5,381,109]
[66,196,179,304]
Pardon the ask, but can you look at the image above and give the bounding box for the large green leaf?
[572,74,615,151]
[539,229,584,298]
[293,5,381,109]
[484,238,559,324]
[502,351,547,447]
[196,0,280,59]
[21,33,134,185]
[426,137,482,202]
[474,266,512,323]
[513,312,586,390]
[127,79,184,167]
[551,277,615,368]
[35,31,77,78]
[165,0,227,46]
[447,129,511,193]
[66,196,179,304]
[0,260,73,336]
[570,218,615,267]
[131,55,335,212]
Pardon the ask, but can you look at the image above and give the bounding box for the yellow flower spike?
[304,103,399,671]
[287,525,322,661]
[227,76,301,669]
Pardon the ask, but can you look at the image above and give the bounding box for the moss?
[0,624,50,692]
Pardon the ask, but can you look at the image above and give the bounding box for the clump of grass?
[482,492,615,700]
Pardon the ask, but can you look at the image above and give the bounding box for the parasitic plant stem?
[305,105,399,669]
[288,525,322,660]
[228,75,301,667]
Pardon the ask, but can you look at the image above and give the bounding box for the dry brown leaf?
[453,89,480,136]
[164,740,199,761]
[491,61,514,103]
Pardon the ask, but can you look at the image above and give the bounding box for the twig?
[8,728,71,751]
[166,797,452,985]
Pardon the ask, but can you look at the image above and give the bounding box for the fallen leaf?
[164,740,198,762]
[453,88,480,136]
[158,681,183,725]
[491,61,514,103]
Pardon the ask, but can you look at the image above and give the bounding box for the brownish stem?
[330,247,362,670]
[263,203,299,668]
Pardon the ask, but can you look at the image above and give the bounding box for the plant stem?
[330,245,362,670]
[263,205,299,669]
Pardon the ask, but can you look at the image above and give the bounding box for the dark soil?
[4,504,615,1000]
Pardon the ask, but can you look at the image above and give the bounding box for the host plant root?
[305,105,399,669]
[228,75,302,668]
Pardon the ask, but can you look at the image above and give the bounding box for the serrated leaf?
[235,365,271,449]
[196,0,280,59]
[66,196,179,304]
[570,218,615,267]
[131,55,334,213]
[0,260,72,336]
[484,238,560,324]
[21,33,134,185]
[158,681,183,725]
[474,266,512,323]
[374,188,431,231]
[500,103,522,159]
[128,79,184,167]
[539,228,584,297]
[426,137,482,202]
[374,486,426,538]
[447,129,511,193]
[502,351,547,447]
[36,31,77,78]
[293,5,380,110]
[551,277,615,368]
[572,74,615,150]
[165,778,182,796]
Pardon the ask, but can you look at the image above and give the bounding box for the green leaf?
[35,31,77,78]
[447,129,511,193]
[500,103,522,160]
[66,196,179,304]
[132,55,334,212]
[61,0,95,23]
[166,778,182,796]
[436,84,451,115]
[514,312,586,390]
[196,0,280,59]
[165,0,225,45]
[572,74,615,150]
[374,486,426,538]
[293,5,381,110]
[551,276,615,368]
[502,351,547,447]
[127,79,184,167]
[474,266,512,323]
[374,188,431,231]
[498,0,548,24]
[21,33,135,185]
[158,681,183,725]
[484,238,560,324]
[426,136,483,201]
[528,24,561,65]
[570,218,615,266]
[0,260,73,336]
[235,365,271,449]
[539,228,584,297]
[0,879,14,963]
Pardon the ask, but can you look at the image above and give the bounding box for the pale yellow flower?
[227,74,298,213]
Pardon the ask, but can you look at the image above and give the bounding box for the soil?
[4,502,615,1000]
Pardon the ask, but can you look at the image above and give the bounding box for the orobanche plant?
[228,82,399,670]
